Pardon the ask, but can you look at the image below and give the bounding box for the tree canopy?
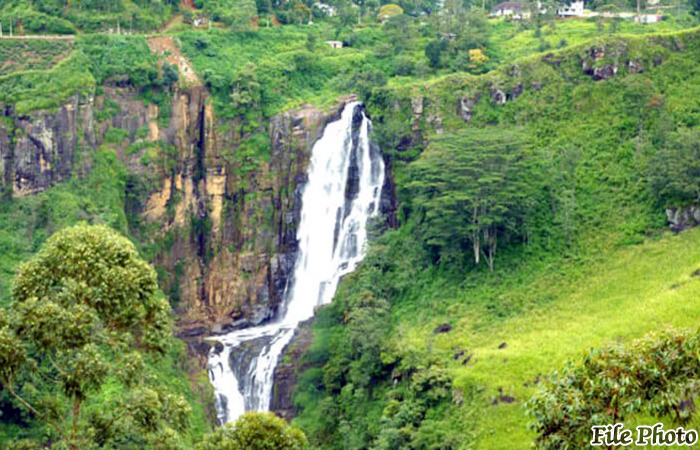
[526,329,700,450]
[409,128,536,271]
[649,127,700,207]
[196,412,308,450]
[0,223,185,450]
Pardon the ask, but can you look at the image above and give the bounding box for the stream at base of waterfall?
[207,102,385,425]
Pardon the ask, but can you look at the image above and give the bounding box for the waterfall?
[207,102,385,424]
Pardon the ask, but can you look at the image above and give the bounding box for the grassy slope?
[0,39,73,76]
[398,227,700,448]
[490,16,690,61]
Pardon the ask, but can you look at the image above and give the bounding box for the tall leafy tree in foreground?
[196,412,307,450]
[409,129,536,272]
[0,224,188,450]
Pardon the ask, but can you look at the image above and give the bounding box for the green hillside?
[1,1,700,449]
[290,26,700,450]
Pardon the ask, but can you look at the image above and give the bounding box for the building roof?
[491,1,530,12]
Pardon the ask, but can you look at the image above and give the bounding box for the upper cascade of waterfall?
[207,101,385,425]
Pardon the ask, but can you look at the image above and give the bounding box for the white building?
[635,13,662,23]
[558,0,585,17]
[314,2,336,17]
[490,2,533,20]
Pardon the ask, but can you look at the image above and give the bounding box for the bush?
[392,55,416,76]
[196,412,307,450]
[425,40,448,69]
[526,329,700,450]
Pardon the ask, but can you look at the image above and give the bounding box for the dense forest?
[2,0,700,448]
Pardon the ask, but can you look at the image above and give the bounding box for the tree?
[0,224,182,450]
[526,329,700,450]
[377,3,403,21]
[162,61,180,89]
[383,14,413,54]
[425,39,448,69]
[409,129,535,272]
[204,0,257,28]
[293,2,312,24]
[196,412,308,450]
[468,48,488,64]
[692,0,700,16]
[230,62,261,115]
[648,127,700,207]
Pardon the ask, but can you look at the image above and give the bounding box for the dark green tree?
[649,127,700,207]
[425,39,448,69]
[692,0,700,15]
[230,62,261,116]
[162,62,180,89]
[409,129,535,272]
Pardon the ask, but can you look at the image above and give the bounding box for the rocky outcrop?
[666,206,700,233]
[0,81,365,348]
[0,95,96,197]
[271,318,315,421]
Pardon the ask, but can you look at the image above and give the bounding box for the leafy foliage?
[648,127,700,207]
[196,412,307,450]
[0,0,178,33]
[526,329,700,449]
[377,4,404,21]
[0,224,187,450]
[201,0,258,29]
[409,129,537,271]
[0,50,94,114]
[77,35,159,85]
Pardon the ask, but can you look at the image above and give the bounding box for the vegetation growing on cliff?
[0,39,72,76]
[0,50,94,114]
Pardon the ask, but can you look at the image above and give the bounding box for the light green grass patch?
[394,228,700,449]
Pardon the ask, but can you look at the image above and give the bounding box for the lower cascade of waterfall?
[207,101,385,425]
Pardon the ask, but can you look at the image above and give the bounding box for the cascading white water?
[207,102,385,424]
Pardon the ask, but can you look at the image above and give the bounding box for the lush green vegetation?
[0,39,72,76]
[0,0,178,34]
[290,25,700,450]
[0,224,201,449]
[490,16,693,61]
[0,50,94,114]
[196,412,307,450]
[2,1,700,449]
[0,149,127,304]
[526,327,700,449]
[0,151,212,448]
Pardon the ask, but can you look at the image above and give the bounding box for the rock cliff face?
[0,95,96,198]
[666,206,700,233]
[271,318,314,420]
[0,82,359,354]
